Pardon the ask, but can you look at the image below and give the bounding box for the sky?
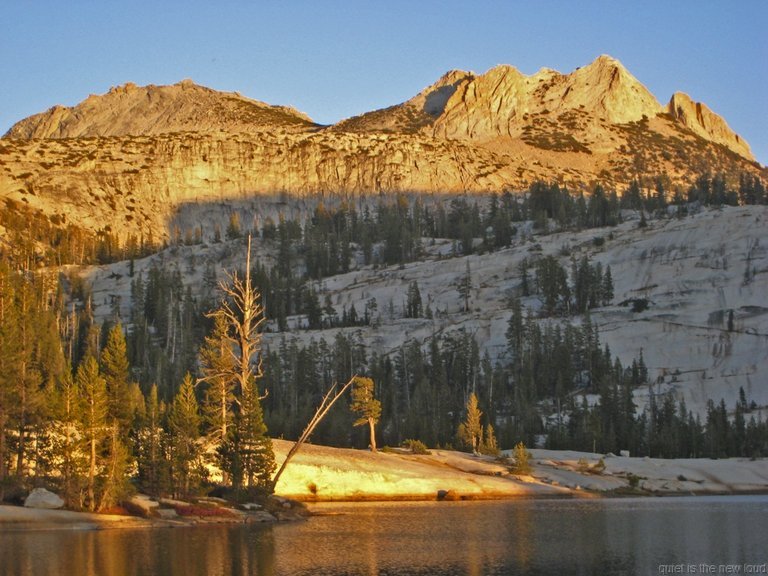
[2,1,766,164]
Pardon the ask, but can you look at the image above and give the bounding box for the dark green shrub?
[402,439,431,455]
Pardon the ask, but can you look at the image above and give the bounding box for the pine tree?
[52,368,88,508]
[98,422,133,511]
[536,255,570,316]
[519,258,531,297]
[100,322,134,432]
[601,266,614,306]
[457,260,472,313]
[226,213,242,240]
[136,384,168,496]
[406,280,423,318]
[234,374,275,496]
[199,314,236,452]
[11,278,44,481]
[350,376,382,452]
[459,393,483,453]
[481,424,500,455]
[76,355,109,511]
[169,373,203,497]
[506,298,524,361]
[0,266,20,490]
[512,441,531,474]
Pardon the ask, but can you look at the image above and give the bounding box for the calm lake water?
[2,496,767,576]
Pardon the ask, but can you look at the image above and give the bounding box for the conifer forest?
[1,174,767,509]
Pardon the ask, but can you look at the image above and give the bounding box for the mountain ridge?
[1,55,764,242]
[3,55,754,162]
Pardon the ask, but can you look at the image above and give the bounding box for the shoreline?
[3,488,768,532]
[3,443,767,530]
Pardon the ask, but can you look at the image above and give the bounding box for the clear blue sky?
[2,1,766,164]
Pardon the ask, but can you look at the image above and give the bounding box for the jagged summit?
[4,80,318,139]
[430,55,663,140]
[330,55,751,162]
[331,56,670,147]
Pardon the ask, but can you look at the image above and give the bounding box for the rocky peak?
[4,80,317,139]
[667,92,754,161]
[408,69,474,117]
[431,64,533,140]
[564,55,662,123]
[429,55,664,141]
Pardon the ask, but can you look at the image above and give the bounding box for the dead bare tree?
[215,235,266,400]
[199,235,274,491]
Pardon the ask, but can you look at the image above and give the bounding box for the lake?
[2,496,767,575]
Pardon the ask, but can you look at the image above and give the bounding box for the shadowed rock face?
[0,56,762,241]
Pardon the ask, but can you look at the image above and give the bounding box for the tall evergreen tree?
[0,266,20,490]
[199,314,236,453]
[457,260,472,313]
[169,373,203,497]
[98,422,132,511]
[136,384,168,496]
[76,355,109,511]
[405,280,423,319]
[52,369,88,507]
[100,322,134,432]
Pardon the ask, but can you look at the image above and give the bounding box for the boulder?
[127,494,160,517]
[246,511,278,523]
[24,488,65,509]
[155,508,179,519]
[159,497,190,507]
[437,489,460,501]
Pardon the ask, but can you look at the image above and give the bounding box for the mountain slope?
[83,204,768,423]
[4,79,318,138]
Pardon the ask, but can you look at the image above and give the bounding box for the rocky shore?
[2,443,766,531]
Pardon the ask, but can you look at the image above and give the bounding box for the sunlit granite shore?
[2,442,766,530]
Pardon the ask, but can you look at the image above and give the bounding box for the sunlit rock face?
[4,79,317,139]
[1,56,762,242]
[430,55,663,140]
[667,92,754,161]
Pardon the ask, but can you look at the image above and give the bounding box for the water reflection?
[3,524,277,576]
[2,496,767,576]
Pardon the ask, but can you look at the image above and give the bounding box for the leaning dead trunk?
[270,376,356,492]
